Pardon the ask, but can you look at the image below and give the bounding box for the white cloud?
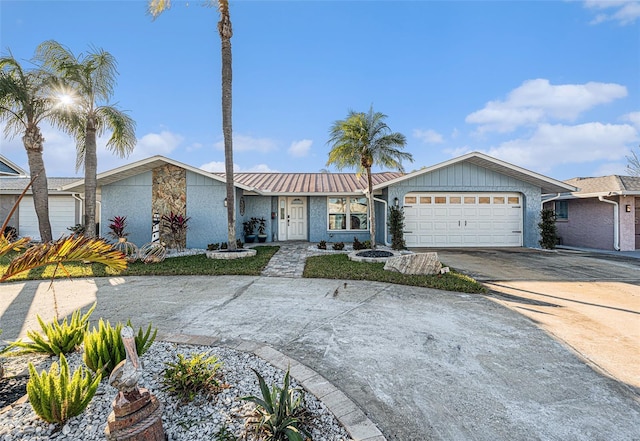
[480,122,639,172]
[592,161,630,176]
[287,139,313,158]
[214,134,277,153]
[132,131,183,158]
[200,161,237,173]
[584,0,640,25]
[199,161,278,173]
[622,111,640,128]
[466,79,627,133]
[413,129,444,144]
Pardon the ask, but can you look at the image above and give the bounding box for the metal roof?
[225,172,403,195]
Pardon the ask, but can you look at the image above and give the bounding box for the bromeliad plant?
[2,303,95,357]
[27,353,101,424]
[83,319,157,376]
[162,351,225,403]
[242,367,310,441]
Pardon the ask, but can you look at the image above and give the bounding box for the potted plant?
[243,218,257,243]
[256,217,267,243]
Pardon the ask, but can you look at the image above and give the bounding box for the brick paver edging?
[160,333,387,441]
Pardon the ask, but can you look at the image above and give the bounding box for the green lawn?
[303,254,487,294]
[1,245,486,293]
[0,246,279,282]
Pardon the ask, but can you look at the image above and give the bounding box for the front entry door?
[279,197,307,240]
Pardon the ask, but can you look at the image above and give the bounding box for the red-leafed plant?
[107,216,129,240]
[162,212,190,250]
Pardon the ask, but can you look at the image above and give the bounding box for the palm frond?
[0,235,127,282]
[0,235,30,258]
[147,0,172,18]
[96,106,136,155]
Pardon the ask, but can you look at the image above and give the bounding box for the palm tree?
[327,106,413,248]
[36,40,136,238]
[148,0,237,250]
[0,52,58,242]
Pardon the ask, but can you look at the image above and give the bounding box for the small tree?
[538,209,558,249]
[626,144,640,176]
[389,205,406,250]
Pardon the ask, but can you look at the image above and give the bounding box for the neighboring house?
[0,155,82,241]
[543,175,640,251]
[60,152,574,249]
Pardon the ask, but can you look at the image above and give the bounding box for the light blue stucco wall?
[386,162,542,247]
[100,172,153,247]
[309,196,373,244]
[241,195,273,242]
[185,171,227,248]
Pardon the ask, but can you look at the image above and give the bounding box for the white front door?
[278,197,307,240]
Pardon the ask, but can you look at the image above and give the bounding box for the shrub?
[352,237,365,250]
[221,242,228,250]
[162,352,224,403]
[27,353,101,424]
[389,206,406,250]
[107,216,129,240]
[538,209,558,249]
[83,319,156,376]
[208,243,220,251]
[236,239,244,249]
[332,242,344,251]
[317,240,327,250]
[67,224,86,235]
[162,212,190,250]
[3,303,95,356]
[242,367,310,441]
[363,239,372,249]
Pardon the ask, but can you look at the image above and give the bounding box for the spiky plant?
[83,319,156,376]
[3,303,95,356]
[27,353,101,424]
[242,368,310,441]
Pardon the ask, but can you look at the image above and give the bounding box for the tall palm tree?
[36,40,136,238]
[148,0,237,250]
[0,52,59,242]
[327,106,413,248]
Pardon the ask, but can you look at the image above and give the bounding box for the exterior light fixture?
[224,198,227,207]
[626,204,632,213]
[393,197,399,207]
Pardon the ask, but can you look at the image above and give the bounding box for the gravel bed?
[0,342,353,441]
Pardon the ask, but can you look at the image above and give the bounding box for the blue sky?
[1,0,639,181]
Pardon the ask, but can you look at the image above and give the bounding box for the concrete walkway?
[259,241,324,277]
[1,272,638,440]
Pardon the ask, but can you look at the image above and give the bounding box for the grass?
[0,246,279,282]
[303,254,487,294]
[1,245,485,294]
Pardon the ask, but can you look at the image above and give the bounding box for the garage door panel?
[404,192,522,248]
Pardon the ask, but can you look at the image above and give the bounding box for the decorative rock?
[383,252,442,275]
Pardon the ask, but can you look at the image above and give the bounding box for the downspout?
[542,193,562,208]
[598,196,620,251]
[72,194,83,227]
[373,196,390,246]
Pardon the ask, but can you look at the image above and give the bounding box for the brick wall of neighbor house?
[554,198,615,250]
[101,172,153,247]
[619,195,636,251]
[385,161,542,247]
[185,171,227,249]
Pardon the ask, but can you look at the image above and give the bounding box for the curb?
[159,332,387,441]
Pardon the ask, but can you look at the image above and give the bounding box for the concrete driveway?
[1,274,639,440]
[433,247,640,392]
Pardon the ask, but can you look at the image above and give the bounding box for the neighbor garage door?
[19,196,76,241]
[403,193,523,247]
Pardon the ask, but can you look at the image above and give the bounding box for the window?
[555,200,568,220]
[405,196,417,204]
[419,196,432,204]
[328,197,368,230]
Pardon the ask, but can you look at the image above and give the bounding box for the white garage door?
[404,193,523,247]
[19,196,77,241]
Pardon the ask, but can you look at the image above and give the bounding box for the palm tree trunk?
[367,168,376,249]
[23,124,52,243]
[84,121,98,238]
[219,0,236,250]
